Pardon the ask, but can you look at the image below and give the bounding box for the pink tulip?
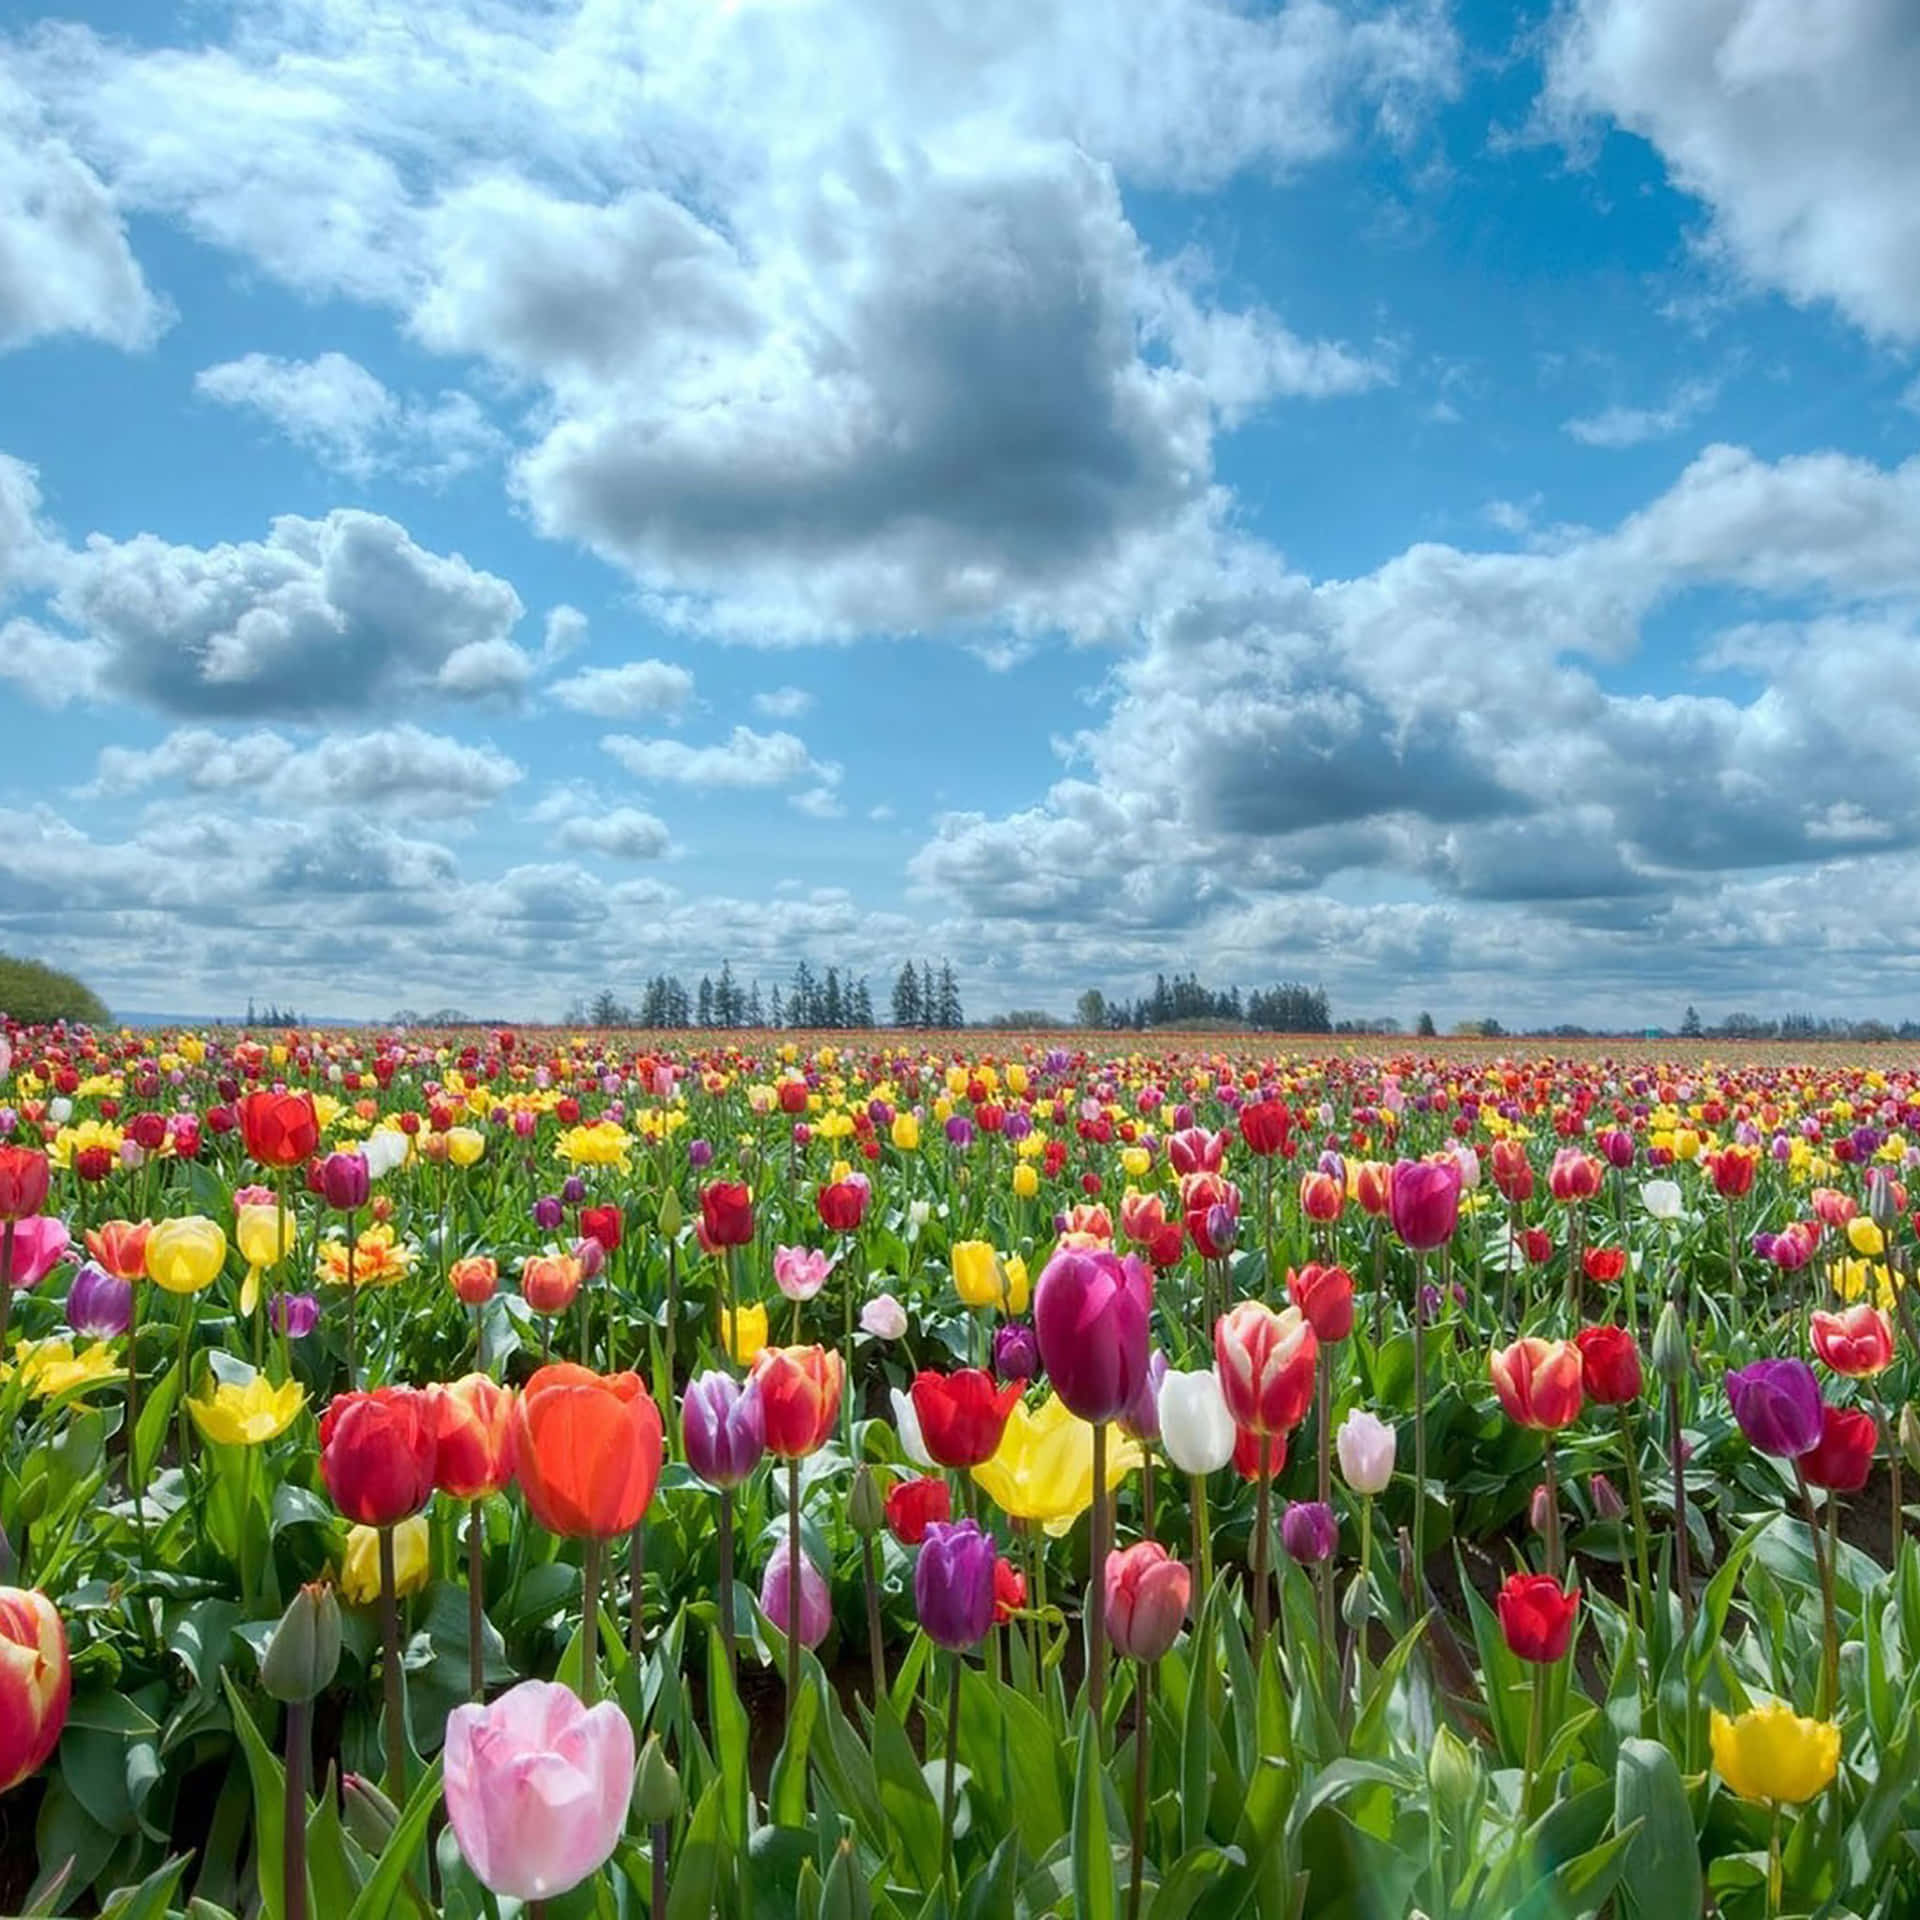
[443,1680,634,1901]
[1104,1542,1190,1662]
[760,1539,832,1649]
[6,1217,71,1290]
[773,1245,834,1302]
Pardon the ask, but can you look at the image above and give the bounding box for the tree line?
[1074,975,1335,1032]
[564,958,967,1030]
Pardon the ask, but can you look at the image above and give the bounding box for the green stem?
[283,1698,309,1920]
[1190,1472,1213,1607]
[1126,1661,1152,1920]
[939,1652,963,1904]
[1413,1251,1429,1583]
[378,1526,406,1804]
[717,1489,737,1681]
[1252,1450,1272,1657]
[468,1499,486,1701]
[1090,1422,1109,1732]
[786,1456,801,1716]
[580,1533,603,1708]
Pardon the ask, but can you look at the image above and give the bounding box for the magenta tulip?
[1032,1248,1153,1424]
[1388,1159,1461,1251]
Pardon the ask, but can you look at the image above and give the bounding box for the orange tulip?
[513,1365,663,1539]
[85,1219,152,1281]
[750,1345,843,1458]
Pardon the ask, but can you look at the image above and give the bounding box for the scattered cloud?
[548,658,694,720]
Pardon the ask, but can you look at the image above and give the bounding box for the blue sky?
[1,0,1917,1026]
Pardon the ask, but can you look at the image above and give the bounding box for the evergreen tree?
[1076,988,1107,1028]
[1681,1004,1703,1037]
[892,963,923,1028]
[823,965,844,1028]
[769,983,785,1028]
[937,960,962,1027]
[919,961,936,1029]
[850,975,873,1027]
[746,980,764,1027]
[1416,1010,1436,1038]
[696,975,714,1026]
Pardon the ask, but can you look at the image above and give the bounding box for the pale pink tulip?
[444,1680,634,1900]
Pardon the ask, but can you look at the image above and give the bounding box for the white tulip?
[1157,1368,1236,1475]
[1640,1178,1683,1222]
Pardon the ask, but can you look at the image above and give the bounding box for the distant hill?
[0,954,110,1025]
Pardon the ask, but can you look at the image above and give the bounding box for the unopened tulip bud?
[848,1463,885,1535]
[341,1773,401,1853]
[632,1733,682,1826]
[1528,1481,1553,1536]
[820,1837,873,1920]
[1868,1168,1900,1232]
[1900,1404,1920,1475]
[657,1187,684,1236]
[1341,1568,1373,1630]
[1588,1473,1625,1521]
[1427,1726,1479,1813]
[260,1581,342,1704]
[1651,1301,1689,1384]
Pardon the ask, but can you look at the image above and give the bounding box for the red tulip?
[1299,1170,1344,1224]
[1547,1149,1602,1204]
[1496,1572,1579,1664]
[885,1474,951,1546]
[1810,1305,1894,1378]
[239,1089,320,1169]
[1801,1404,1877,1492]
[430,1375,518,1500]
[1488,1138,1534,1204]
[1489,1338,1584,1430]
[992,1556,1027,1624]
[1286,1263,1354,1344]
[320,1387,439,1527]
[1237,1100,1291,1158]
[1706,1147,1757,1199]
[1232,1425,1287,1481]
[909,1368,1022,1469]
[1582,1245,1627,1285]
[750,1345,843,1458]
[1214,1301,1317,1435]
[578,1205,622,1254]
[699,1181,754,1249]
[0,1147,50,1223]
[1573,1325,1642,1405]
[1519,1226,1555,1265]
[816,1177,869,1234]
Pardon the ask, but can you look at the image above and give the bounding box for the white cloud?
[752,685,813,720]
[195,351,504,482]
[541,604,588,662]
[7,0,1457,644]
[0,460,536,717]
[790,785,845,820]
[1563,377,1718,448]
[91,723,522,817]
[601,725,829,789]
[548,659,694,720]
[551,806,673,860]
[0,74,164,353]
[1546,0,1920,341]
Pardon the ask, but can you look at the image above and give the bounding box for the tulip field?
[5,1028,1920,1919]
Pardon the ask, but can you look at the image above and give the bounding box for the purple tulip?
[1003,1111,1032,1143]
[1033,1248,1153,1424]
[1119,1350,1168,1445]
[65,1260,132,1338]
[318,1151,371,1212]
[1281,1500,1337,1566]
[914,1519,998,1652]
[532,1195,565,1231]
[1388,1158,1462,1252]
[687,1139,714,1170]
[993,1322,1040,1384]
[560,1175,587,1206]
[945,1116,974,1150]
[571,1236,606,1281]
[760,1540,831,1650]
[273,1292,321,1338]
[1726,1358,1824,1458]
[681,1371,766,1489]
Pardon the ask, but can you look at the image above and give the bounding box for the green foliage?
[0,950,108,1023]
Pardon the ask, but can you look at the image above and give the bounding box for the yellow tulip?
[1846,1216,1885,1258]
[1710,1703,1840,1804]
[1119,1146,1151,1180]
[891,1113,921,1152]
[188,1372,306,1446]
[1006,1064,1029,1096]
[235,1203,295,1270]
[1012,1162,1039,1200]
[144,1216,228,1295]
[1003,1253,1030,1317]
[4,1338,122,1398]
[951,1240,1001,1309]
[721,1301,769,1366]
[444,1126,486,1168]
[971,1395,1142,1537]
[340,1515,431,1605]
